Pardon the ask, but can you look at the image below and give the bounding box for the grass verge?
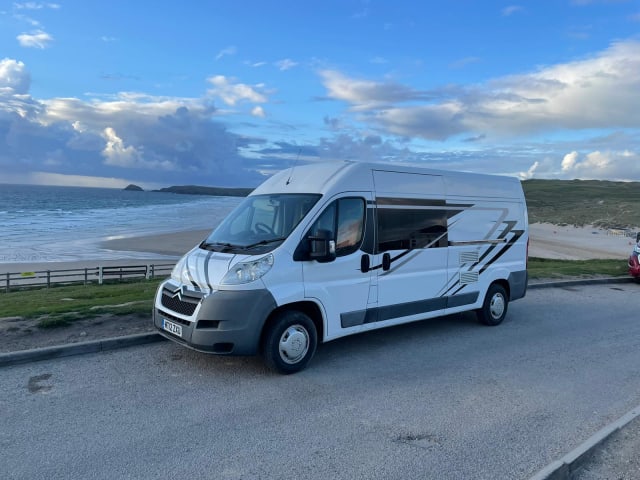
[0,279,163,328]
[527,257,628,279]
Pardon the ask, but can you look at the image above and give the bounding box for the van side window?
[377,205,448,252]
[336,198,365,255]
[309,197,365,257]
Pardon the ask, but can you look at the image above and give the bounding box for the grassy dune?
[523,179,640,229]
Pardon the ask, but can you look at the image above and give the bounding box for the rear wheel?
[262,310,317,374]
[476,283,508,326]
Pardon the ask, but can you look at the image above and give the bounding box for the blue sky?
[1,0,639,189]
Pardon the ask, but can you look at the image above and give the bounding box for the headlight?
[221,254,274,285]
[170,257,191,285]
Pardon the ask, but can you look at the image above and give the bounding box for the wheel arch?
[259,300,325,351]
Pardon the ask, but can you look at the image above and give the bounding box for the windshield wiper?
[242,237,287,250]
[199,241,235,252]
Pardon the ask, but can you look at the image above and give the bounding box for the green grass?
[527,257,628,280]
[0,279,163,328]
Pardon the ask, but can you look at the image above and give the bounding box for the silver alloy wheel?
[278,324,310,364]
[490,292,505,319]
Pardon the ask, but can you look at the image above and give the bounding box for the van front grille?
[161,289,199,316]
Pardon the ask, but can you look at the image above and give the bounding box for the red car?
[629,234,640,279]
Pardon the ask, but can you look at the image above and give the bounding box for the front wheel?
[476,284,508,326]
[262,311,317,374]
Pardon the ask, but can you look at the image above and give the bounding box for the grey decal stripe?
[203,251,214,291]
[185,255,200,290]
[340,292,479,328]
[479,229,525,274]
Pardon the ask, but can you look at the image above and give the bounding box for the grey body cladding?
[340,292,480,328]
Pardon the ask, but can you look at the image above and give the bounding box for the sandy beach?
[0,223,634,276]
[0,230,208,275]
[528,223,636,260]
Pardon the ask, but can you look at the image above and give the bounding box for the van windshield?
[201,194,321,254]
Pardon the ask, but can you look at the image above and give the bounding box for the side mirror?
[309,229,336,263]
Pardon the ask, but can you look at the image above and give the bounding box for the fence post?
[146,265,150,280]
[98,266,103,285]
[84,268,88,286]
[47,270,50,288]
[5,272,9,293]
[151,264,155,279]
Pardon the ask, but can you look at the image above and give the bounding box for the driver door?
[298,193,378,340]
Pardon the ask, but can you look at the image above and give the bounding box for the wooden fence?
[2,263,175,292]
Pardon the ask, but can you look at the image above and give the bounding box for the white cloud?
[559,149,640,180]
[14,2,60,10]
[320,39,640,140]
[0,71,267,187]
[102,127,143,167]
[206,75,268,106]
[215,46,237,60]
[502,5,524,16]
[275,59,298,71]
[251,106,265,117]
[519,161,539,180]
[561,151,579,171]
[320,70,432,111]
[17,30,53,48]
[0,58,31,94]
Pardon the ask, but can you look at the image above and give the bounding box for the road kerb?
[0,332,165,367]
[529,405,640,480]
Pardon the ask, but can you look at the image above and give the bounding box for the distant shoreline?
[153,185,253,197]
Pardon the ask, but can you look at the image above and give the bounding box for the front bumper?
[154,281,277,355]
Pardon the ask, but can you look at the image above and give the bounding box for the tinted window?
[377,207,448,252]
[305,197,365,257]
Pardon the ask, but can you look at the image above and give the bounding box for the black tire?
[476,283,508,326]
[262,310,317,374]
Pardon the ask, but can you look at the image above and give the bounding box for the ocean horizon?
[0,184,241,263]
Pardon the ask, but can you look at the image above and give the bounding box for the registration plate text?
[162,319,182,337]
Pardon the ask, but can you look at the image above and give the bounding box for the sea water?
[0,184,242,263]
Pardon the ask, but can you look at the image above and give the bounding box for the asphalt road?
[2,283,640,480]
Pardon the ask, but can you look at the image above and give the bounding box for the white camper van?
[153,161,528,373]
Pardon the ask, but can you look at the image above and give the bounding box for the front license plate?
[162,319,182,338]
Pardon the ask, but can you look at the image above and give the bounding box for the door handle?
[360,254,370,273]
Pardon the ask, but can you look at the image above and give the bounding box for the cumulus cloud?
[0,58,31,94]
[519,161,539,180]
[320,40,640,141]
[0,61,268,186]
[17,30,53,48]
[207,75,268,106]
[320,70,434,110]
[558,150,639,180]
[251,106,265,117]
